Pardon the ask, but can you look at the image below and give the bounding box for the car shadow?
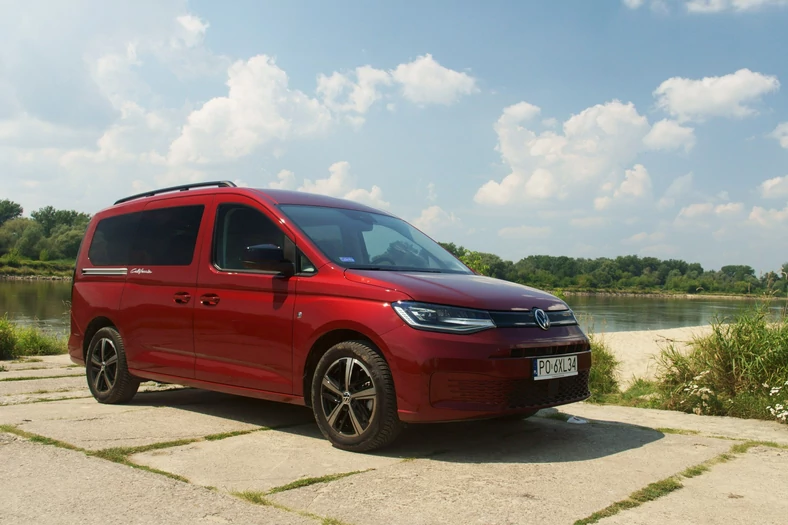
[128,387,664,464]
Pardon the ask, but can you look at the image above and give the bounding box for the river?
[0,280,784,334]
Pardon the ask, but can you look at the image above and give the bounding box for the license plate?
[533,354,578,380]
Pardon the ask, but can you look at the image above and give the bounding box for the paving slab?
[0,378,187,405]
[0,366,83,380]
[0,433,316,525]
[132,424,403,492]
[598,446,788,525]
[566,402,788,444]
[0,354,73,370]
[0,375,87,395]
[6,388,314,450]
[268,419,732,525]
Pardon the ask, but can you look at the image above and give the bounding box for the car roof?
[103,185,393,217]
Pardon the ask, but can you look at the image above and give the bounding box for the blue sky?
[2,0,787,272]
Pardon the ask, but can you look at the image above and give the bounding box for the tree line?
[0,199,90,261]
[1,198,785,295]
[439,242,788,296]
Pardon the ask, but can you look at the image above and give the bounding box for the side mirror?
[242,244,295,276]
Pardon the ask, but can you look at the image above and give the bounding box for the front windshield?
[279,204,471,274]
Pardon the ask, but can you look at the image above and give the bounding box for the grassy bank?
[592,302,788,424]
[0,316,68,360]
[0,255,74,279]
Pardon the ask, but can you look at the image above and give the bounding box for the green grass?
[655,427,700,436]
[590,378,663,409]
[655,302,788,423]
[0,364,6,372]
[587,335,620,401]
[0,424,81,451]
[233,490,351,525]
[0,374,77,382]
[267,471,366,495]
[203,429,261,441]
[0,315,68,360]
[539,411,573,422]
[0,257,74,278]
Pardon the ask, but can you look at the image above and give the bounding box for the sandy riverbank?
[598,325,714,385]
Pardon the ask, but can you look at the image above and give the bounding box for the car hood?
[344,270,568,311]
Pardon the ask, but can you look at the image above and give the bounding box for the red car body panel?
[68,186,592,422]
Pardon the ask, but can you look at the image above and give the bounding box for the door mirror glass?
[242,244,295,276]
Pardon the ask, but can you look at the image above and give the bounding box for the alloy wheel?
[89,337,118,394]
[320,357,377,437]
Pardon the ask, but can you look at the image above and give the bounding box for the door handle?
[200,293,220,306]
[173,292,191,304]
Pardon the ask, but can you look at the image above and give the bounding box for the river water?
[1,280,784,334]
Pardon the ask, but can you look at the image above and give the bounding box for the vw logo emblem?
[533,308,551,331]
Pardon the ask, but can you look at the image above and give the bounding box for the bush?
[656,302,788,423]
[0,315,67,360]
[588,335,621,401]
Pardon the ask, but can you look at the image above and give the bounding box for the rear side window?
[87,205,204,267]
[88,212,142,266]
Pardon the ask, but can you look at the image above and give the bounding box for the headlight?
[392,301,496,334]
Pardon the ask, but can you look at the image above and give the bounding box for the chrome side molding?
[81,268,129,276]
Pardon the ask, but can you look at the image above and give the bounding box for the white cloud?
[653,69,780,122]
[475,100,651,206]
[770,122,788,149]
[748,204,788,226]
[498,225,551,238]
[623,231,666,244]
[412,205,460,235]
[594,196,612,210]
[759,175,788,198]
[623,0,645,7]
[542,117,558,128]
[686,0,788,12]
[299,161,390,209]
[427,182,437,202]
[657,172,694,209]
[614,164,652,199]
[268,169,296,190]
[678,202,714,218]
[643,119,696,151]
[167,55,332,164]
[391,54,478,105]
[174,14,209,48]
[570,217,609,228]
[317,65,392,114]
[714,202,744,214]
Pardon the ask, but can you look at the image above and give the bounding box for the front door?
[193,197,297,394]
[119,195,211,378]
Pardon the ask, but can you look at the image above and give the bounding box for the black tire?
[311,340,403,452]
[86,327,140,404]
[495,410,538,421]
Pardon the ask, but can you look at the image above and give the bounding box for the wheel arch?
[82,316,117,361]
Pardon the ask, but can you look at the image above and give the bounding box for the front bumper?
[380,323,592,423]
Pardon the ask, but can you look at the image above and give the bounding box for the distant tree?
[31,206,91,237]
[0,199,23,226]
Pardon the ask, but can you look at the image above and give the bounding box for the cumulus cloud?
[657,172,694,209]
[412,205,460,235]
[686,0,788,12]
[623,231,666,244]
[299,161,390,209]
[759,175,788,198]
[475,100,651,206]
[317,65,392,115]
[391,54,478,105]
[622,0,646,7]
[748,204,788,226]
[614,164,652,199]
[570,217,609,228]
[268,169,296,190]
[168,55,332,164]
[770,122,788,149]
[653,68,780,121]
[643,119,696,151]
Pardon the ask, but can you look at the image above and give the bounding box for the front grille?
[509,342,590,358]
[490,310,577,328]
[446,370,590,409]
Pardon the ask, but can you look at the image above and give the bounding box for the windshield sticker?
[339,257,355,263]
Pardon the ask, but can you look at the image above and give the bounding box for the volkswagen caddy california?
[69,181,592,451]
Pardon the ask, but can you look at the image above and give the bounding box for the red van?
[69,181,591,451]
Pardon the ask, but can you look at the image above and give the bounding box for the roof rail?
[114,180,237,205]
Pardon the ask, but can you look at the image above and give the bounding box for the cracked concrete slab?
[0,367,83,380]
[566,402,788,445]
[0,354,73,371]
[268,419,732,525]
[0,433,316,525]
[131,424,401,492]
[597,446,788,525]
[0,375,87,396]
[11,390,314,450]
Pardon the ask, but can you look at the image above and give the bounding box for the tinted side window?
[88,212,142,266]
[213,204,285,271]
[129,206,204,266]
